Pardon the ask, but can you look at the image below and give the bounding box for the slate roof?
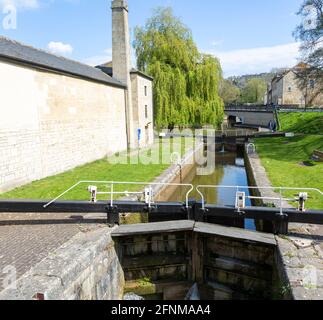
[96,61,153,81]
[0,36,126,88]
[130,68,154,81]
[96,65,113,77]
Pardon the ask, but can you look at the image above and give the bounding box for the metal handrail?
[196,185,323,211]
[246,143,256,154]
[44,181,194,209]
[44,181,322,213]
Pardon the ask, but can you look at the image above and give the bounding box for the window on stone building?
[288,86,292,92]
[145,105,148,119]
[144,86,147,96]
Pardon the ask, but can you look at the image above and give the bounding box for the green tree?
[134,7,224,128]
[241,78,267,104]
[219,79,241,105]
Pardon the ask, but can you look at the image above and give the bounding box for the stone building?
[0,0,153,193]
[267,63,323,107]
[96,63,154,149]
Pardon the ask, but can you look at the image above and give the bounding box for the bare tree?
[294,0,323,108]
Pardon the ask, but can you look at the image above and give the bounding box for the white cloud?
[210,40,223,47]
[206,42,301,77]
[0,0,39,10]
[83,48,112,67]
[47,41,73,56]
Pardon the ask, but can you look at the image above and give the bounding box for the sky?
[0,0,305,77]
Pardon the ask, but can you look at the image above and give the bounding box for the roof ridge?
[0,36,99,70]
[0,36,126,88]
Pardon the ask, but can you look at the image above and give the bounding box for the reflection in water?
[166,149,256,230]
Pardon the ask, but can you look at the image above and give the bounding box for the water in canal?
[165,146,256,230]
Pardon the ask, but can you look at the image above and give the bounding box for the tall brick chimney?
[111,0,135,149]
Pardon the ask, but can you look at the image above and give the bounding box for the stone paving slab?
[0,225,122,300]
[0,212,105,291]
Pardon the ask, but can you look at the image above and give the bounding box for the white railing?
[246,143,256,154]
[196,185,323,213]
[43,181,323,213]
[43,181,194,209]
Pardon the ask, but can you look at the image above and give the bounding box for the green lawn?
[0,138,194,201]
[279,112,323,134]
[255,135,323,210]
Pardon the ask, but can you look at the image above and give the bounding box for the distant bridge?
[167,131,286,143]
[224,105,276,129]
[224,105,323,129]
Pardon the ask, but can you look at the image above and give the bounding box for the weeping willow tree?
[134,7,224,129]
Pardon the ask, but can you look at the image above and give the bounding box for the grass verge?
[279,112,323,134]
[0,138,194,201]
[255,135,323,210]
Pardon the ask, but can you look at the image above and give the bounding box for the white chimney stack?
[111,0,135,148]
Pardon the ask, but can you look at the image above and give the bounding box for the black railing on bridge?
[167,131,286,139]
[225,105,323,113]
[225,105,273,112]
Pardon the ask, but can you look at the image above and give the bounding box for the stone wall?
[271,71,323,106]
[282,71,305,105]
[0,226,124,300]
[244,144,292,209]
[0,60,128,193]
[244,145,323,300]
[271,77,284,105]
[283,71,323,106]
[112,221,277,300]
[131,73,154,147]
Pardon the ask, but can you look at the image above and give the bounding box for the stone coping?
[0,225,123,300]
[112,220,277,247]
[245,144,323,300]
[112,220,195,237]
[194,222,277,246]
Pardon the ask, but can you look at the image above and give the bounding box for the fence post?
[273,213,289,235]
[194,201,205,222]
[106,205,120,226]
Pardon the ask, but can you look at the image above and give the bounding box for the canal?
[162,145,256,230]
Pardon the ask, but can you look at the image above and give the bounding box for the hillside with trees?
[228,72,274,89]
[220,75,268,105]
[133,7,224,129]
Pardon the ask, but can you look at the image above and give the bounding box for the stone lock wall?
[0,227,125,300]
[113,226,277,300]
[0,61,128,193]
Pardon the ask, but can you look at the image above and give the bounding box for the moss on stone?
[124,278,156,296]
[120,213,149,225]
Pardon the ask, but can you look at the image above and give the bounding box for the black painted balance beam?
[0,200,322,226]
